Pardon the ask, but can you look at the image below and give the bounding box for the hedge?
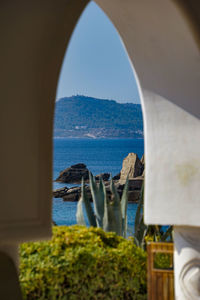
[19,226,147,300]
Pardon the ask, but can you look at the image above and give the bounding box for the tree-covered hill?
[54,95,143,138]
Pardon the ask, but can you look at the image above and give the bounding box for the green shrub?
[154,253,173,270]
[19,226,147,300]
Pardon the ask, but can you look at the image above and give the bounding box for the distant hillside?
[54,95,143,138]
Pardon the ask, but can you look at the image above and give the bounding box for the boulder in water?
[53,187,69,198]
[128,177,144,190]
[112,173,121,180]
[63,185,91,202]
[55,163,89,184]
[95,173,110,181]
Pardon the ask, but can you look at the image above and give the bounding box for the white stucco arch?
[0,1,199,299]
[0,0,199,243]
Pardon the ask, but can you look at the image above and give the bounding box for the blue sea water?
[52,138,144,231]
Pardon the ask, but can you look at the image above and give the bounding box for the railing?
[147,242,174,300]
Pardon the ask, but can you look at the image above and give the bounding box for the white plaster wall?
[0,1,199,298]
[143,90,200,225]
[0,0,199,241]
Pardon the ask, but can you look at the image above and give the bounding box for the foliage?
[154,253,173,270]
[134,184,173,249]
[54,95,143,138]
[19,225,147,300]
[134,185,147,249]
[76,173,129,238]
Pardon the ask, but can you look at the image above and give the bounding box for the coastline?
[53,136,144,140]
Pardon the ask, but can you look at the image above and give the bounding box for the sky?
[56,1,140,104]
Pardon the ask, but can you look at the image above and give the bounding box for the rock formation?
[63,186,91,202]
[53,181,142,203]
[55,163,89,184]
[112,173,121,180]
[128,177,144,190]
[140,154,145,165]
[53,153,145,203]
[140,154,145,176]
[119,153,143,183]
[95,173,110,181]
[53,187,69,198]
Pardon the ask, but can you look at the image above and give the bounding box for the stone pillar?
[174,226,200,300]
[0,244,22,300]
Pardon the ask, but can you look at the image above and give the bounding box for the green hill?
[54,95,143,138]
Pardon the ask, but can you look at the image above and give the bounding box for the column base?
[174,226,200,300]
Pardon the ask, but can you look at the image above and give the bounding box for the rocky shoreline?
[53,153,144,203]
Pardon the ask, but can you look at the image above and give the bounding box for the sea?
[53,138,144,233]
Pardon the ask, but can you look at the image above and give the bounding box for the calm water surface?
[52,138,144,232]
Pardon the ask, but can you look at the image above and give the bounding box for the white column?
[174,226,200,300]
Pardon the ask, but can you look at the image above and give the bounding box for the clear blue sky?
[56,1,140,104]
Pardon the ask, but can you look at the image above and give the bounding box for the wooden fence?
[147,242,174,300]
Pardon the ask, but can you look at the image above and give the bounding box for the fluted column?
[174,226,200,300]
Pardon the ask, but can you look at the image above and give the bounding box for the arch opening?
[52,1,144,228]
